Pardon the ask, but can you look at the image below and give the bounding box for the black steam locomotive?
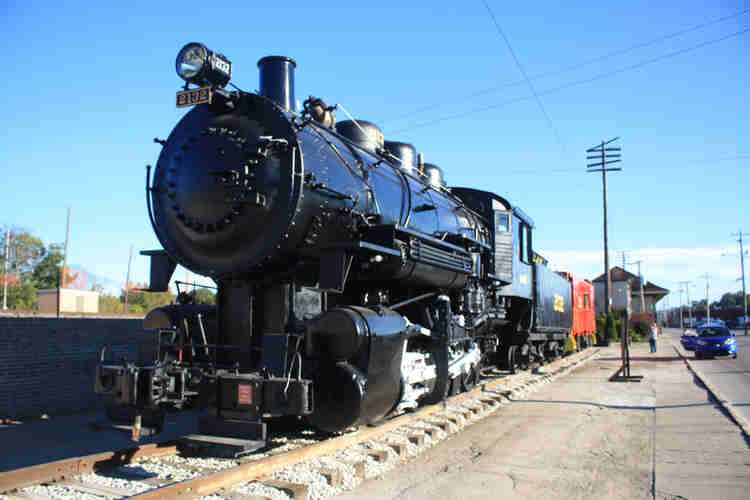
[95,44,573,453]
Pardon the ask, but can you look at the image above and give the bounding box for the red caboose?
[558,272,596,348]
[572,276,596,347]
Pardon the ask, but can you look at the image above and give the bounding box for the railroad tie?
[63,479,135,498]
[258,478,309,500]
[406,433,425,446]
[443,414,464,425]
[364,449,389,463]
[340,460,366,479]
[456,408,474,419]
[422,427,439,439]
[316,467,344,487]
[427,420,450,432]
[381,441,407,458]
[217,489,273,500]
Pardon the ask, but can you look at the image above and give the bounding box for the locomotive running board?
[364,224,473,274]
[178,434,266,458]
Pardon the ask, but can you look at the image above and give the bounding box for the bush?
[4,282,37,310]
[99,294,124,313]
[596,313,607,339]
[630,320,650,342]
[607,313,618,341]
[564,332,577,353]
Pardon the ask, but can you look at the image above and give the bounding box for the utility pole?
[2,228,9,311]
[125,245,133,314]
[586,137,622,314]
[678,286,684,329]
[62,207,71,289]
[619,250,628,271]
[627,259,646,314]
[699,274,710,325]
[730,230,749,336]
[57,208,71,318]
[680,280,693,327]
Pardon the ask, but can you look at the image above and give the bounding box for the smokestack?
[257,56,296,111]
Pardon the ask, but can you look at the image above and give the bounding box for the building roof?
[592,266,637,284]
[593,266,669,298]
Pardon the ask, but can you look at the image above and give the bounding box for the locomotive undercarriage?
[94,279,482,449]
[469,295,568,374]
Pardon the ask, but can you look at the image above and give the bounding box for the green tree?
[99,293,124,313]
[192,288,216,305]
[6,282,37,309]
[120,283,175,314]
[31,244,64,289]
[1,227,46,281]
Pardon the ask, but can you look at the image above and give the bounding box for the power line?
[496,154,750,177]
[391,26,750,134]
[481,0,563,149]
[386,7,750,123]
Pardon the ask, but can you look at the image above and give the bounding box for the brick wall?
[0,318,154,418]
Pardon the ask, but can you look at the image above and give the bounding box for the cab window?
[519,223,531,263]
[496,213,509,232]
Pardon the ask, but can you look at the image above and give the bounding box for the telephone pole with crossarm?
[586,137,622,313]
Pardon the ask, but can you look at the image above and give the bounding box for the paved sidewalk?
[338,339,750,499]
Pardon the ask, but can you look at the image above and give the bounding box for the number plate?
[237,384,254,405]
[176,86,211,108]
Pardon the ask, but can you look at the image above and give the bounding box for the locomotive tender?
[95,44,589,452]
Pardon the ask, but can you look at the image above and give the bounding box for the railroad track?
[0,348,599,500]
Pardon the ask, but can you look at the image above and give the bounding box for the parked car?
[695,326,738,359]
[695,319,725,329]
[680,330,698,351]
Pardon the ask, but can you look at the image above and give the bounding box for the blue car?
[680,331,698,351]
[694,326,738,359]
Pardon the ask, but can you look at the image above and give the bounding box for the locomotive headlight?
[176,43,207,80]
[175,42,232,88]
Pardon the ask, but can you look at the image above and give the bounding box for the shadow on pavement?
[598,356,682,362]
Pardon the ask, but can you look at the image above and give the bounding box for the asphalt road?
[668,327,750,422]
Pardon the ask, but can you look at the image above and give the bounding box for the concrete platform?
[337,336,750,499]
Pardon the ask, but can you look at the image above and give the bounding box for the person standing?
[649,322,659,353]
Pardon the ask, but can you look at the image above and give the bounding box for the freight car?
[94,44,588,455]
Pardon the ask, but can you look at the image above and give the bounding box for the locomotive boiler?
[95,44,586,455]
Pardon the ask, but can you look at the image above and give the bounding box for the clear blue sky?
[2,1,748,307]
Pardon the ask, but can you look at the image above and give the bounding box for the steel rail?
[0,442,178,493]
